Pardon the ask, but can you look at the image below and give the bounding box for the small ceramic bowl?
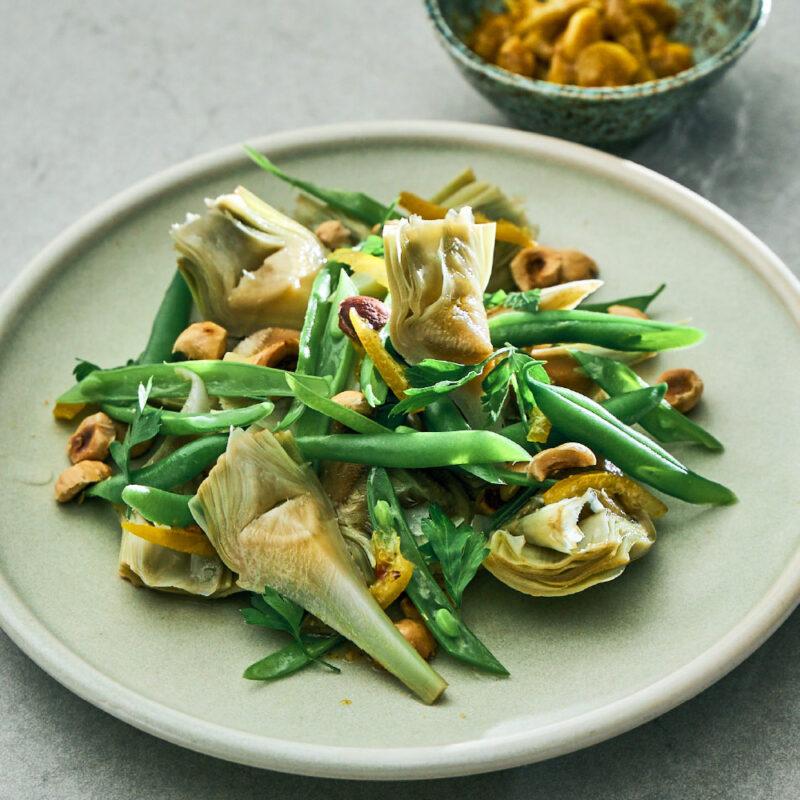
[424,0,770,146]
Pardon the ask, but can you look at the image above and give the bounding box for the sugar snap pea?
[243,635,342,682]
[600,384,667,425]
[367,468,508,675]
[102,400,274,435]
[121,485,195,528]
[570,350,723,451]
[87,434,228,504]
[489,309,704,352]
[527,379,735,505]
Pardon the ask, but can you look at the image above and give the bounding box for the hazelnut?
[338,296,389,342]
[529,442,597,481]
[173,321,228,361]
[67,412,116,463]
[608,304,649,319]
[394,618,437,661]
[510,246,598,290]
[54,460,112,503]
[331,390,371,417]
[224,327,300,368]
[657,368,703,413]
[399,596,423,621]
[314,219,352,250]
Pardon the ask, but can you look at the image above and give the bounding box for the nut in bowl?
[425,0,770,145]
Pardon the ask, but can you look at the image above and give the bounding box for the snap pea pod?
[57,361,327,405]
[137,271,194,365]
[488,309,704,352]
[600,384,667,425]
[527,379,736,505]
[360,354,388,408]
[243,635,342,682]
[367,468,508,675]
[295,430,529,469]
[570,350,723,451]
[101,401,274,435]
[121,485,195,528]
[87,434,228,504]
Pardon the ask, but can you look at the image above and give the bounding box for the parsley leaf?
[484,288,541,313]
[355,234,385,257]
[421,505,488,607]
[108,379,162,481]
[73,359,101,382]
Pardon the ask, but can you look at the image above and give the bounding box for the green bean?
[570,350,723,451]
[527,379,735,505]
[87,434,228,504]
[57,361,327,406]
[121,485,195,528]
[243,635,342,681]
[580,283,666,314]
[102,401,274,435]
[600,384,667,425]
[295,430,529,469]
[360,354,388,407]
[286,375,388,435]
[367,468,508,675]
[137,271,194,365]
[488,309,704,352]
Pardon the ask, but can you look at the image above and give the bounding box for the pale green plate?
[1,122,798,780]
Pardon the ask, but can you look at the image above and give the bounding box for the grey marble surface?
[1,1,798,798]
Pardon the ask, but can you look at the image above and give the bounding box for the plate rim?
[1,120,799,781]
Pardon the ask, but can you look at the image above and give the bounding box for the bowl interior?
[437,0,759,78]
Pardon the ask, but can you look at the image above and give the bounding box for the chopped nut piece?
[225,326,300,368]
[394,618,437,661]
[561,7,602,60]
[530,442,597,481]
[67,412,116,463]
[511,246,598,290]
[575,41,640,87]
[496,35,535,77]
[400,596,423,622]
[314,219,352,250]
[338,296,390,342]
[608,304,649,319]
[331,390,371,417]
[658,367,703,413]
[173,321,228,361]
[55,460,112,503]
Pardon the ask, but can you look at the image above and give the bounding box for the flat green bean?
[137,271,194,364]
[121,485,195,528]
[489,309,704,352]
[102,401,274,435]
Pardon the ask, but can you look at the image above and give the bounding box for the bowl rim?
[424,0,771,100]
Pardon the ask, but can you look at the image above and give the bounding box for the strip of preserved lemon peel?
[398,191,534,249]
[542,472,668,519]
[330,248,389,288]
[349,308,409,399]
[121,519,218,558]
[53,402,87,420]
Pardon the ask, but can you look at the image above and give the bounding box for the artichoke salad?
[52,151,734,703]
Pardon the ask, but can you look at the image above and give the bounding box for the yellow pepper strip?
[330,248,389,288]
[542,471,668,519]
[53,402,87,420]
[398,191,535,249]
[121,519,218,558]
[369,532,415,609]
[349,308,409,399]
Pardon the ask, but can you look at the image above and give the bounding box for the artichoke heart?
[171,186,326,335]
[484,489,655,597]
[383,207,495,365]
[190,427,447,704]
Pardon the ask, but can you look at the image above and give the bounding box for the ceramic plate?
[1,122,798,780]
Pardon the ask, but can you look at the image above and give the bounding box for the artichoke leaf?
[190,427,447,704]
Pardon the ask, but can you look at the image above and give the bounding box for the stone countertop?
[1,1,797,797]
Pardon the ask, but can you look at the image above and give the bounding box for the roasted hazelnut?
[331,390,371,416]
[657,367,703,413]
[394,618,437,661]
[67,412,116,463]
[608,304,649,319]
[529,442,597,481]
[338,296,389,342]
[225,327,300,368]
[399,596,423,622]
[511,246,598,290]
[54,460,113,503]
[173,321,228,361]
[314,219,352,250]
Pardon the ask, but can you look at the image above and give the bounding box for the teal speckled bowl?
[425,0,770,145]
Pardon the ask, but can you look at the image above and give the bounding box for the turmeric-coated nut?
[496,35,535,77]
[314,219,352,250]
[472,12,512,61]
[632,0,679,32]
[511,246,598,290]
[561,7,602,60]
[55,460,112,503]
[172,321,228,361]
[608,304,649,319]
[67,412,116,463]
[394,618,437,661]
[575,41,640,87]
[657,367,703,413]
[649,36,693,77]
[529,442,597,481]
